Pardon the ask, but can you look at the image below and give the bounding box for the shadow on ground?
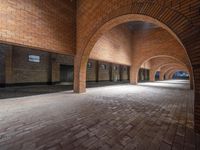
[0,82,129,99]
[0,85,73,99]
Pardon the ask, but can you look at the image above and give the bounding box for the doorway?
[60,65,74,82]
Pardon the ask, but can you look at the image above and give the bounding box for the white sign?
[28,55,40,63]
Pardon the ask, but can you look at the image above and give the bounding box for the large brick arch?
[75,14,192,92]
[75,2,200,133]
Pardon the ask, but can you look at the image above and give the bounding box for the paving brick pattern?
[0,80,199,150]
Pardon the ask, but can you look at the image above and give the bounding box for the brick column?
[188,66,194,90]
[73,56,86,93]
[149,69,155,82]
[165,72,171,80]
[130,66,138,84]
[169,72,174,79]
[159,71,164,81]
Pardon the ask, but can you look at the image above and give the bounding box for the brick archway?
[139,55,189,81]
[162,65,188,75]
[165,68,189,80]
[137,55,194,88]
[154,62,187,79]
[168,70,189,80]
[75,4,199,132]
[162,66,188,78]
[75,14,192,92]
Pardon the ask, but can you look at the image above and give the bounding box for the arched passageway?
[171,71,190,80]
[75,3,199,133]
[138,55,193,88]
[0,1,200,149]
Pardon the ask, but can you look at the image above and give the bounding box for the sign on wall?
[28,55,40,63]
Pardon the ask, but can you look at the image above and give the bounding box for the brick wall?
[0,44,74,85]
[0,0,76,54]
[86,60,129,82]
[86,60,97,82]
[12,46,50,84]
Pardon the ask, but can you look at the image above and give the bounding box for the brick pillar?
[169,72,174,79]
[159,71,164,81]
[130,66,138,84]
[165,72,171,80]
[188,66,194,90]
[74,55,86,93]
[149,69,155,82]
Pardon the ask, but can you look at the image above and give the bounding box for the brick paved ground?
[0,80,199,150]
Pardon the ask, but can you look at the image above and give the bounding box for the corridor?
[0,80,199,150]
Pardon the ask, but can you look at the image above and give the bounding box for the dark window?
[87,62,92,69]
[100,64,107,70]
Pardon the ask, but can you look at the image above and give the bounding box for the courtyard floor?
[0,80,199,150]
